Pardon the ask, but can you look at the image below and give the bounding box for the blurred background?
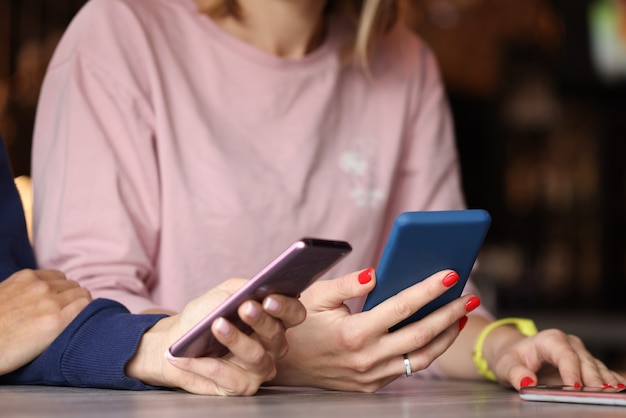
[1,0,625,372]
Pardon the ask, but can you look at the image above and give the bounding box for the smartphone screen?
[168,238,352,358]
[520,385,626,406]
[362,210,491,331]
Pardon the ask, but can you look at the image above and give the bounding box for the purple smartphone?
[168,238,352,358]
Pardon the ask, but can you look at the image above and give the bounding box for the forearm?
[142,308,178,315]
[435,315,488,379]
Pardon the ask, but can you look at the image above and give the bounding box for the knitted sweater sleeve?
[0,298,167,390]
[0,139,36,278]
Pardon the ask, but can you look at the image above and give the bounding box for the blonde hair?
[194,0,404,69]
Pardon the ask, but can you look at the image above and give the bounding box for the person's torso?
[43,0,457,311]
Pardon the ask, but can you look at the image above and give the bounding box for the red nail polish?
[458,315,468,332]
[603,384,613,389]
[574,382,582,388]
[617,383,625,389]
[358,267,373,284]
[442,271,459,288]
[520,376,534,388]
[465,296,481,312]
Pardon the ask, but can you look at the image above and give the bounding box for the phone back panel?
[362,210,491,331]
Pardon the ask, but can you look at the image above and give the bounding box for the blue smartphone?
[362,209,491,331]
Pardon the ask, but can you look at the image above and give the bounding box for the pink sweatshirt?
[32,0,490,338]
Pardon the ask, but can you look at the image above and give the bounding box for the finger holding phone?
[268,268,480,392]
[265,210,488,391]
[125,278,307,396]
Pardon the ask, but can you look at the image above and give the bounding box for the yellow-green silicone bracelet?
[472,318,538,381]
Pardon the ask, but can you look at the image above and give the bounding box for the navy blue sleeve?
[1,137,169,390]
[0,138,36,279]
[0,298,168,390]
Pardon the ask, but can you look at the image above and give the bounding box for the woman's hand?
[126,279,307,396]
[0,269,92,375]
[270,268,480,392]
[485,326,626,390]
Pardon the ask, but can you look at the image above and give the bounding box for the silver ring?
[403,354,412,377]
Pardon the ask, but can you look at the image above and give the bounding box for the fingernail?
[215,317,232,336]
[263,297,281,313]
[520,376,534,388]
[617,383,625,389]
[358,267,373,284]
[442,271,459,288]
[458,315,468,331]
[574,382,582,388]
[603,383,613,388]
[244,301,260,319]
[465,296,481,312]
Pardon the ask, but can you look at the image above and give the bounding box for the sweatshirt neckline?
[199,10,343,71]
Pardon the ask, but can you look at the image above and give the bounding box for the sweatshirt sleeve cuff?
[1,298,167,390]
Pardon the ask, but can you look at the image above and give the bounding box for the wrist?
[482,325,526,370]
[472,318,538,381]
[125,316,172,385]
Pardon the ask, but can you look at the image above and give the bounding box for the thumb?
[165,349,210,378]
[300,267,376,312]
